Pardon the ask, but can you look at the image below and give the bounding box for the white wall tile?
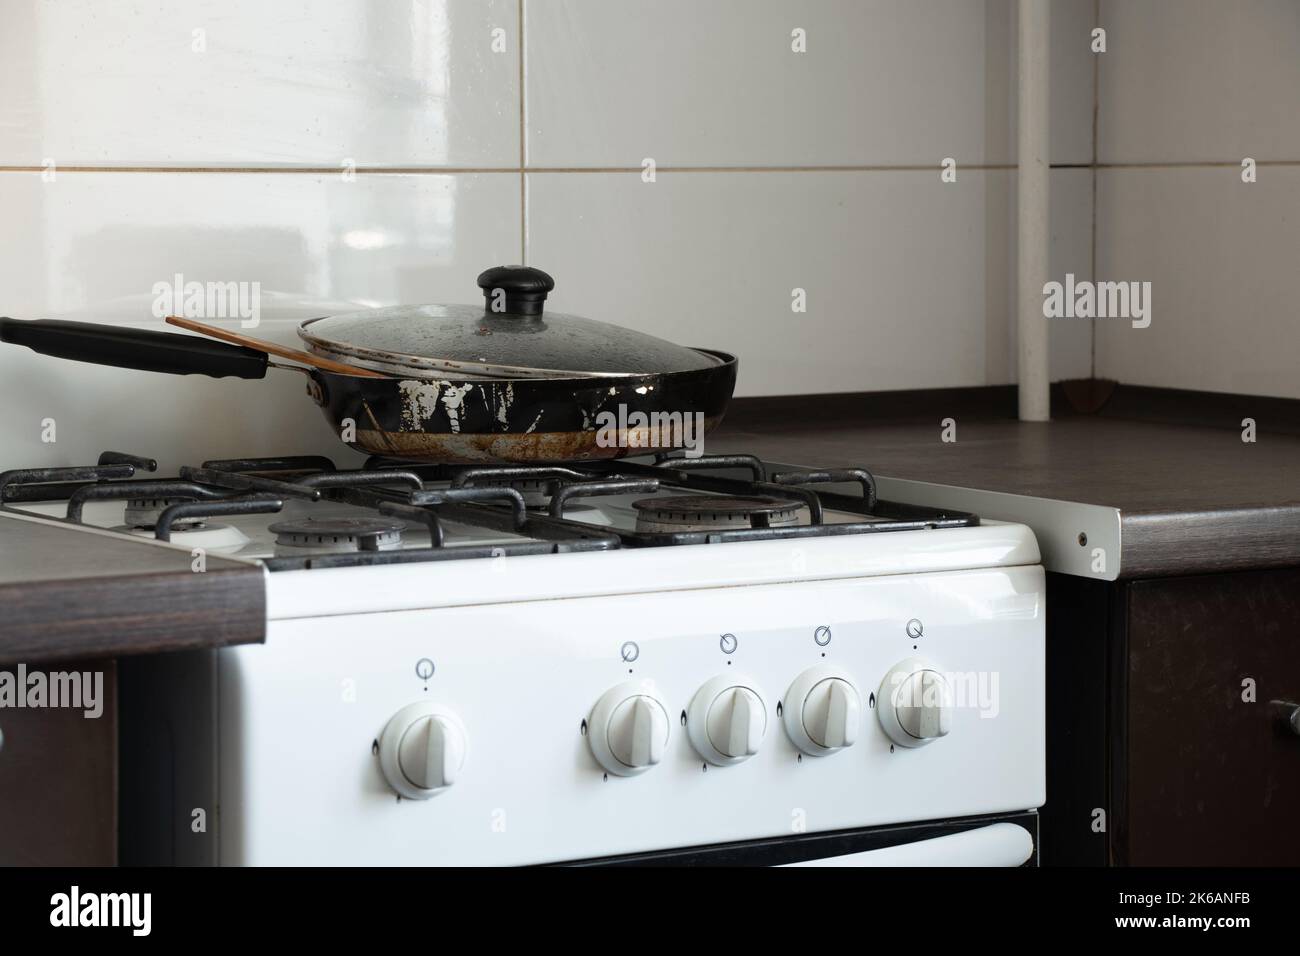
[0,0,1107,451]
[525,0,1095,168]
[1097,0,1300,163]
[0,171,519,471]
[1094,166,1299,398]
[527,168,1091,397]
[0,0,520,167]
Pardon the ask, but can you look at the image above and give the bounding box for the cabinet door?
[0,661,116,865]
[1121,571,1300,865]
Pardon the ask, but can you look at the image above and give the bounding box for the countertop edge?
[0,566,266,666]
[1119,507,1300,579]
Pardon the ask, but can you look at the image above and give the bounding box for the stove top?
[0,450,980,570]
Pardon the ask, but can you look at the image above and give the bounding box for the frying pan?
[0,318,738,464]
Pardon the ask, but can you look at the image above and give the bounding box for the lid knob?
[476,265,555,317]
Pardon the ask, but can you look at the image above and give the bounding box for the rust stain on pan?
[353,419,724,464]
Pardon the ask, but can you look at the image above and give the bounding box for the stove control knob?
[378,702,468,800]
[877,658,953,748]
[688,676,767,766]
[587,681,671,777]
[783,665,860,756]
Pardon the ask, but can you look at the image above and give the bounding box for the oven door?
[565,812,1037,867]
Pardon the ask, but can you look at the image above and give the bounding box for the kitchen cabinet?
[1044,570,1300,866]
[0,660,117,865]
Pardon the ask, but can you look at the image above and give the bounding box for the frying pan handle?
[0,318,269,379]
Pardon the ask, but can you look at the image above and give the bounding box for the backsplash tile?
[525,0,1095,168]
[1094,166,1300,399]
[527,168,1091,397]
[0,0,1117,470]
[0,171,518,314]
[1097,0,1300,163]
[0,170,519,470]
[0,0,520,168]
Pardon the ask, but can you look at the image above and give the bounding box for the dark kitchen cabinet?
[0,660,117,865]
[1042,570,1300,866]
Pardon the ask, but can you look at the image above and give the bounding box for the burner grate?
[545,456,980,546]
[0,450,979,566]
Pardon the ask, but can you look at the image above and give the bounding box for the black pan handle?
[0,318,269,379]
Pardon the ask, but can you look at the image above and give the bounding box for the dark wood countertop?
[709,410,1300,578]
[0,513,265,665]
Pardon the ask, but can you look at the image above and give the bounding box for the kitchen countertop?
[4,398,1298,668]
[0,512,264,666]
[709,411,1300,578]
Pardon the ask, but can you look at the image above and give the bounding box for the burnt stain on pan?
[306,350,737,464]
[351,419,725,463]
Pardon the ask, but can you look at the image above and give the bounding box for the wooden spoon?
[164,315,387,378]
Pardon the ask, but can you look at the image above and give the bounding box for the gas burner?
[632,495,804,533]
[124,496,204,529]
[471,476,604,512]
[124,523,251,554]
[474,478,554,509]
[269,517,407,554]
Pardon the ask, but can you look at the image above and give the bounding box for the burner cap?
[124,496,203,530]
[632,495,805,533]
[269,517,407,553]
[474,477,555,509]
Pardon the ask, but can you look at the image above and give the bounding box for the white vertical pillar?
[1018,0,1051,421]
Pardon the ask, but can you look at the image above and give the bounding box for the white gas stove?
[3,452,1044,866]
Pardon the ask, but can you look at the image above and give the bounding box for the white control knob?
[378,702,468,800]
[587,681,671,777]
[877,658,953,748]
[687,675,767,766]
[783,665,861,756]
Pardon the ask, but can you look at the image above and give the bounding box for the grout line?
[1,160,1292,176]
[0,163,1026,174]
[1090,160,1300,169]
[1090,0,1100,380]
[0,165,521,174]
[526,164,1025,173]
[518,0,527,264]
[520,172,529,264]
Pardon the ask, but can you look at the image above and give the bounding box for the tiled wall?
[1092,0,1300,399]
[1,0,1096,470]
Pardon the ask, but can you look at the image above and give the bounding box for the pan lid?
[297,266,721,379]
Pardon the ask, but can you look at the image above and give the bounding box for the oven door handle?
[781,823,1033,867]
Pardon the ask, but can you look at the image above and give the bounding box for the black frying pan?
[0,318,738,464]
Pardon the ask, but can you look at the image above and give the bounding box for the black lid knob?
[477,265,555,317]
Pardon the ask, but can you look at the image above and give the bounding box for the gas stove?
[2,449,1045,866]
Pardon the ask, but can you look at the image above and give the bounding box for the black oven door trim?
[557,811,1038,867]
